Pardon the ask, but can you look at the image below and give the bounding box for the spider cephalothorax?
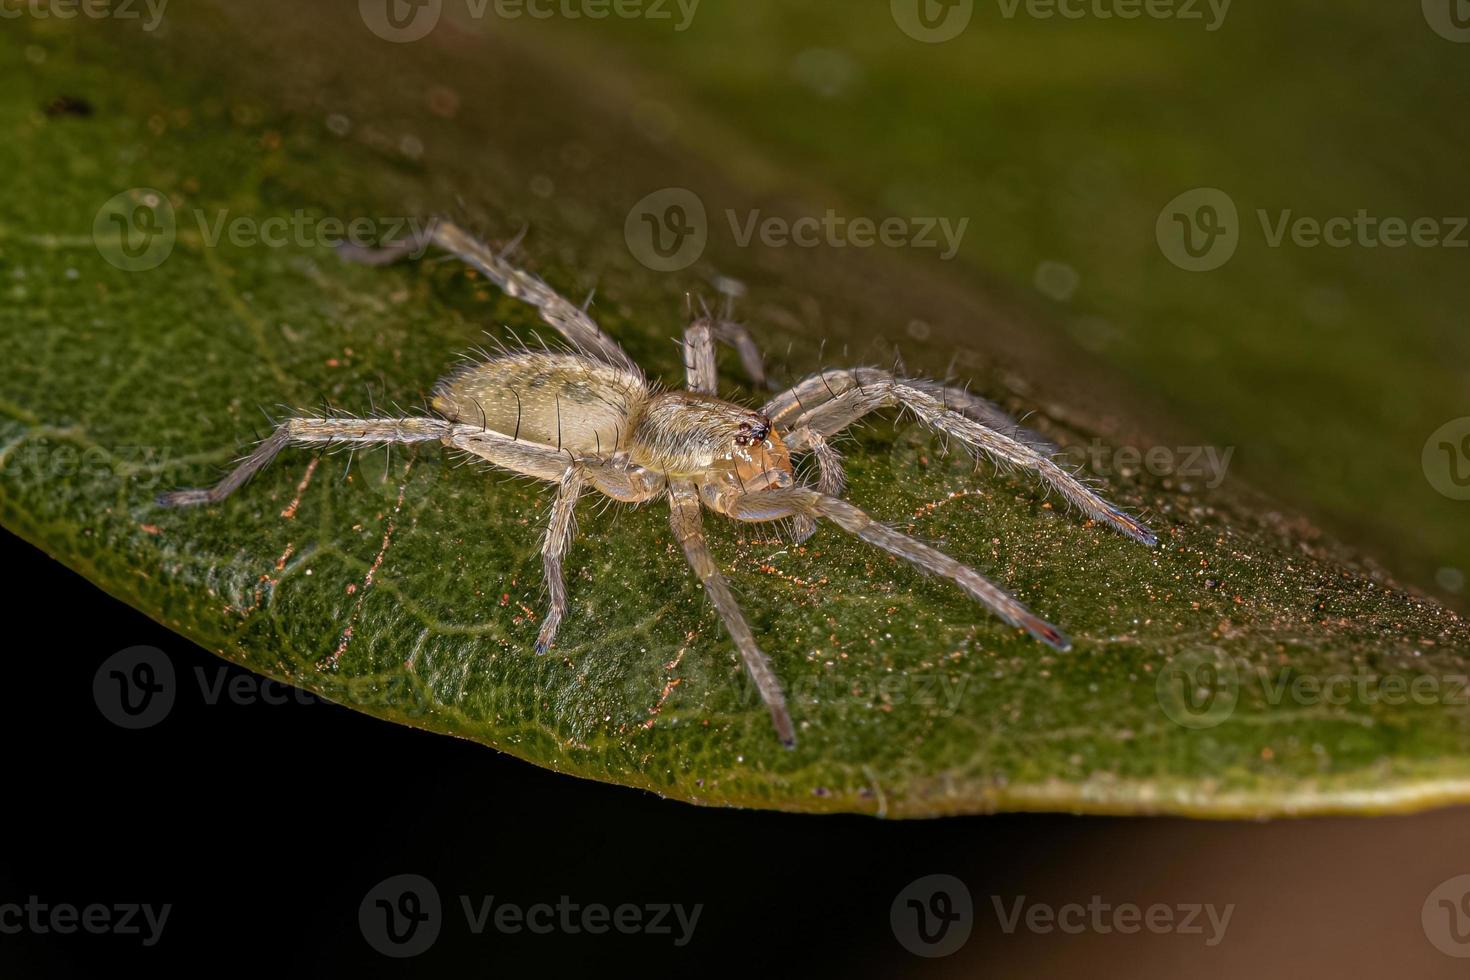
[159,220,1156,748]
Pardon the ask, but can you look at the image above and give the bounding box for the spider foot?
[156,488,212,508]
[1021,615,1072,652]
[534,610,562,654]
[1102,503,1159,548]
[335,230,434,267]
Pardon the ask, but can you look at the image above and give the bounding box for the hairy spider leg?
[156,417,451,507]
[338,219,638,372]
[536,467,586,653]
[775,373,1156,547]
[719,485,1071,651]
[668,479,796,747]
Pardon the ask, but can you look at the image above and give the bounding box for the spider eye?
[735,414,772,447]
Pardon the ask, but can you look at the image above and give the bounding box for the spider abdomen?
[432,352,648,453]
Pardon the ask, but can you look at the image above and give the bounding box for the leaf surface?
[2,8,1467,817]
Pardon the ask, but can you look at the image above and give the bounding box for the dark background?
[3,2,1470,977]
[4,529,1469,978]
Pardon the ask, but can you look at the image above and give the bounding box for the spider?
[158,220,1157,747]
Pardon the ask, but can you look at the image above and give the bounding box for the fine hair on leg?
[339,219,636,372]
[668,480,796,747]
[157,417,450,508]
[724,486,1071,650]
[536,467,587,653]
[766,368,1040,444]
[779,376,1155,546]
[682,320,719,395]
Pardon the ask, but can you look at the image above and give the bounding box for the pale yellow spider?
[159,221,1156,746]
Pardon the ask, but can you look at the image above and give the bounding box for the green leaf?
[3,9,1468,818]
